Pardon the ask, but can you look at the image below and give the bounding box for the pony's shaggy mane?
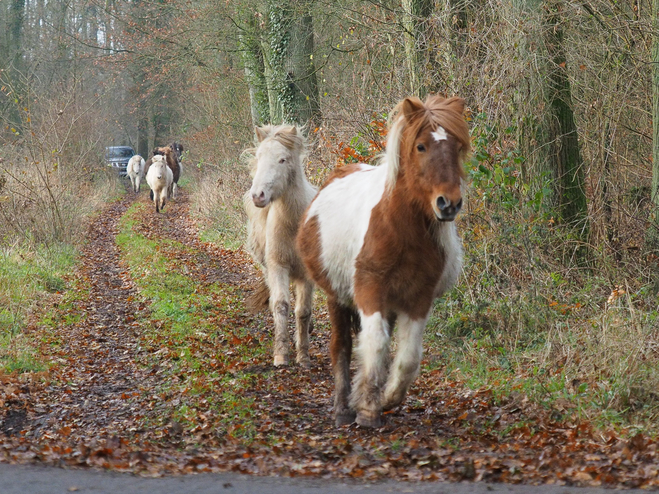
[242,124,308,177]
[384,95,471,191]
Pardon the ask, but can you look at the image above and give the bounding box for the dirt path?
[1,198,156,440]
[2,191,659,488]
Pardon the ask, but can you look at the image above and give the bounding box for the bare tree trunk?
[652,0,659,232]
[543,0,588,231]
[241,18,271,127]
[401,0,436,98]
[287,9,321,128]
[137,108,149,158]
[1,0,26,131]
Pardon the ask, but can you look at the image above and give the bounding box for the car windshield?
[106,147,134,159]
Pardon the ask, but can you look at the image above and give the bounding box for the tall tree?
[513,0,587,233]
[286,7,321,128]
[253,0,321,128]
[652,0,659,229]
[401,0,436,98]
[241,15,271,127]
[543,0,588,229]
[0,0,26,132]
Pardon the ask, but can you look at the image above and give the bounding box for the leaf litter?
[1,192,658,488]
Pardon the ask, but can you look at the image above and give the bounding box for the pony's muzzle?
[251,190,268,208]
[434,195,462,221]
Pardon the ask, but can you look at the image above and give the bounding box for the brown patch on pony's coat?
[319,163,365,191]
[296,216,332,296]
[354,194,446,319]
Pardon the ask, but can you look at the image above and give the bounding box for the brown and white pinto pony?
[243,124,316,368]
[296,95,471,427]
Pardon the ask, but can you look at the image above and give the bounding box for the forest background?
[2,0,659,435]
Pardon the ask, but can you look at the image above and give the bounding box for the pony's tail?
[246,277,270,314]
[349,307,361,335]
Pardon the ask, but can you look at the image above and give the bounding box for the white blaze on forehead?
[431,126,448,142]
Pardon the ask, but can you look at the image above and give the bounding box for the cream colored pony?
[243,125,316,368]
[126,155,145,193]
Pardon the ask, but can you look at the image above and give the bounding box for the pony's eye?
[279,158,286,164]
[416,144,426,152]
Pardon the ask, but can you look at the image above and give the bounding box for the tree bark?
[543,0,588,229]
[401,0,436,98]
[1,0,26,131]
[286,10,321,128]
[241,21,270,127]
[260,0,321,127]
[652,0,659,228]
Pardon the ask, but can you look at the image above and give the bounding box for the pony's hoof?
[273,355,289,366]
[297,357,311,370]
[382,396,404,412]
[356,411,383,428]
[335,410,356,427]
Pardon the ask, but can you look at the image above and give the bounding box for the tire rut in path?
[29,196,159,440]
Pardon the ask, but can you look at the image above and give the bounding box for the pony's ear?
[275,126,297,139]
[401,97,424,122]
[255,126,267,142]
[446,97,466,115]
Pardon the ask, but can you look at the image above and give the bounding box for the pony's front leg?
[268,265,291,366]
[350,311,391,428]
[328,298,355,426]
[293,279,313,368]
[382,312,428,411]
[160,191,167,212]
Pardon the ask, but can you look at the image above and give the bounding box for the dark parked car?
[105,146,135,176]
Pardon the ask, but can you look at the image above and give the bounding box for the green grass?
[0,243,75,373]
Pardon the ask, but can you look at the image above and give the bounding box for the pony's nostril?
[436,196,449,211]
[456,198,463,211]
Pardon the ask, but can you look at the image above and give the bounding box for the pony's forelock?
[383,95,471,191]
[242,124,309,177]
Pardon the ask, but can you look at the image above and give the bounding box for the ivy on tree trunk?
[243,0,321,129]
